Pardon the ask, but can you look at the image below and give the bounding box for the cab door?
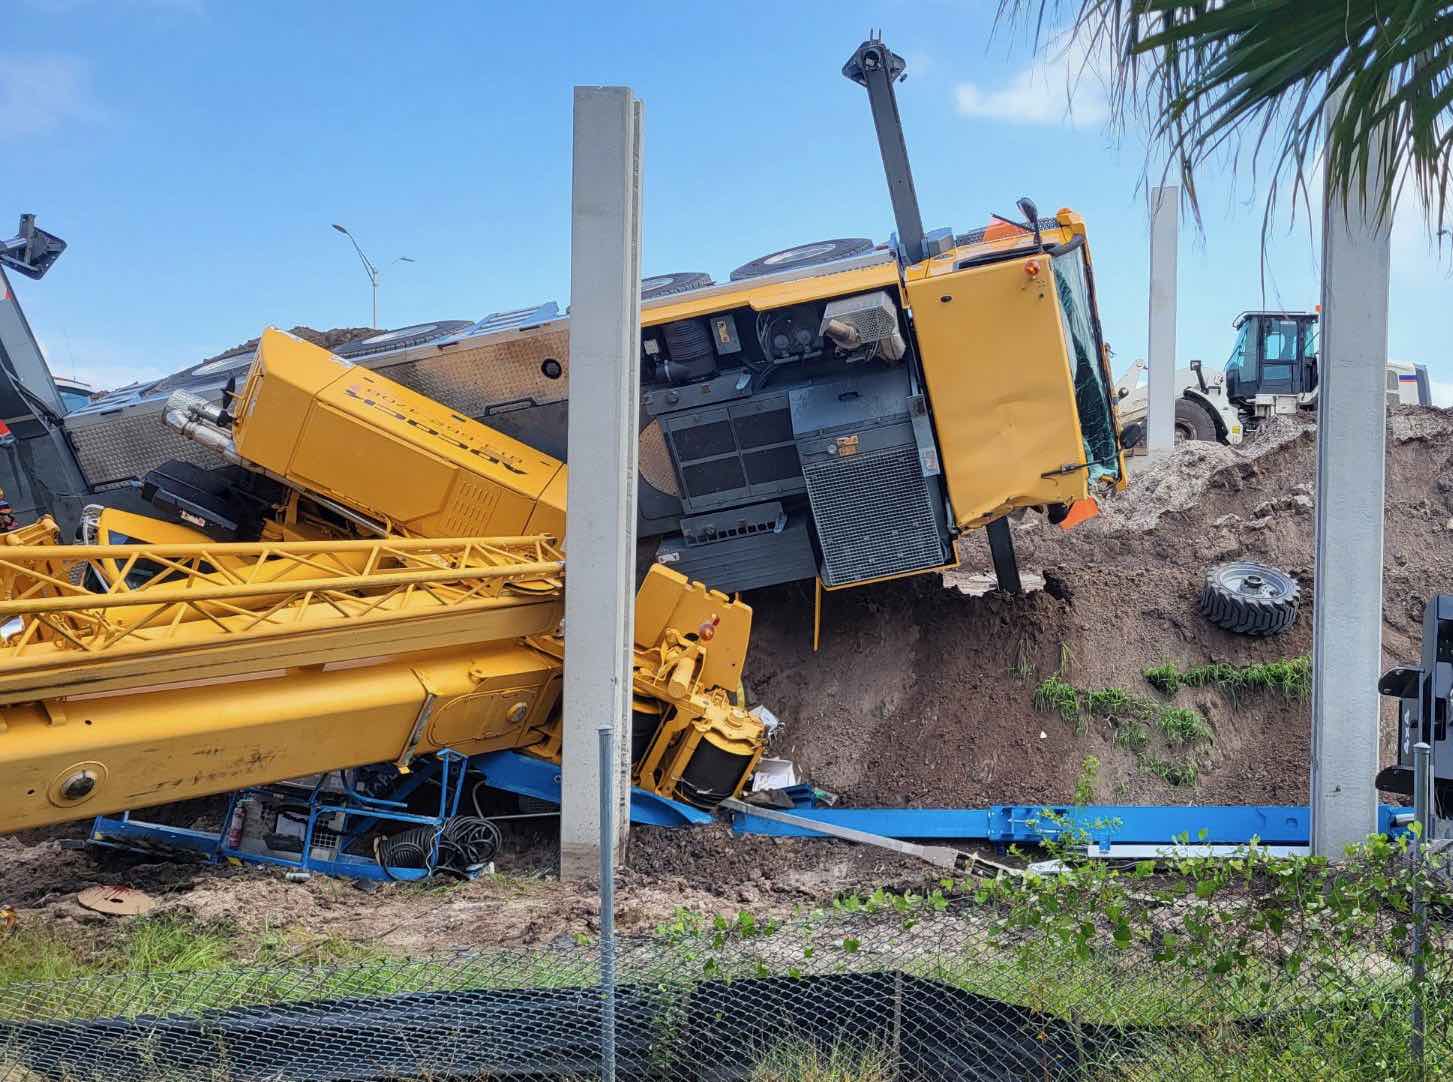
[1256,316,1303,395]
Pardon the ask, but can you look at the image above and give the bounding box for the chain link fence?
[2,835,1450,1082]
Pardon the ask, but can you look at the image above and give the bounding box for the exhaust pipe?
[164,390,240,463]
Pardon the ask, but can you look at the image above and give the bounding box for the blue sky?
[5,0,1451,400]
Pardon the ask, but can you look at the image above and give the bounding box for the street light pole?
[331,224,414,328]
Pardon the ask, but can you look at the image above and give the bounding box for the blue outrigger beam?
[472,750,714,828]
[728,803,1411,850]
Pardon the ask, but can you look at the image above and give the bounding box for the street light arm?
[332,224,378,280]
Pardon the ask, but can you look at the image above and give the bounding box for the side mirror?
[1016,196,1039,225]
[0,214,67,281]
[1379,666,1422,699]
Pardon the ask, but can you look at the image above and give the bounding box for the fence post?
[599,725,618,1082]
[1411,741,1430,1079]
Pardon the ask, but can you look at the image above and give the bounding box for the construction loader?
[0,37,1128,856]
[1116,310,1431,448]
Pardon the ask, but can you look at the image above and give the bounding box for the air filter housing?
[819,291,905,359]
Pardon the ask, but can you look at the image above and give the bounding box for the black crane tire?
[641,272,714,300]
[729,238,874,281]
[1198,561,1300,636]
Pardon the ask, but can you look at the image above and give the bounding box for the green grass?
[1112,718,1150,753]
[1030,676,1212,788]
[1033,675,1082,725]
[748,1038,896,1082]
[1144,757,1199,787]
[1143,663,1180,696]
[1155,707,1214,746]
[1144,656,1311,701]
[0,915,597,1022]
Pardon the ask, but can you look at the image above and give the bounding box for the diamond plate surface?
[372,325,571,419]
[68,405,227,487]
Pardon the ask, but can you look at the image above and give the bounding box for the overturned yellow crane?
[0,330,766,833]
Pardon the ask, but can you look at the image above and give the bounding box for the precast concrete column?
[1146,186,1178,458]
[560,86,643,880]
[1309,106,1391,856]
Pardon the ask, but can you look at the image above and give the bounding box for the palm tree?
[998,2,1453,239]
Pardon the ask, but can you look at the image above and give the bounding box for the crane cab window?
[1051,248,1120,483]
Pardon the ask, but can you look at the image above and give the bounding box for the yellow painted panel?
[906,255,1089,525]
[233,329,567,538]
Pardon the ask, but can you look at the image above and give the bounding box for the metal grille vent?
[802,444,948,586]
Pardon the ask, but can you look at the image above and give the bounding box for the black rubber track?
[1198,561,1300,636]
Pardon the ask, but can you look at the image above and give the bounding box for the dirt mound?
[732,407,1453,811]
[199,325,378,365]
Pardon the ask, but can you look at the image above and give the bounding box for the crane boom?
[0,330,768,833]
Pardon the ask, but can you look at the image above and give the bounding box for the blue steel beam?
[729,804,1411,846]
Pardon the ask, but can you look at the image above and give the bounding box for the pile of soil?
[727,407,1453,813]
[198,325,378,366]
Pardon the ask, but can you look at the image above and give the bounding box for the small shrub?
[1073,755,1101,805]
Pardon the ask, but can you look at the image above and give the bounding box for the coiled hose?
[374,816,502,880]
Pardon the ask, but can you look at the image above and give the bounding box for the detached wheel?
[1175,398,1219,443]
[1198,561,1300,636]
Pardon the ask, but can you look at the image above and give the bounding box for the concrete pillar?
[560,87,644,880]
[1146,186,1178,458]
[1309,107,1391,856]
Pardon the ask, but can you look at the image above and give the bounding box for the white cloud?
[0,54,105,139]
[954,34,1110,128]
[1428,379,1453,408]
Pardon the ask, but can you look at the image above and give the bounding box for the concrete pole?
[560,87,643,880]
[1146,186,1178,458]
[1309,102,1391,857]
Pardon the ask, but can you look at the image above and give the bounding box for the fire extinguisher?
[225,797,252,849]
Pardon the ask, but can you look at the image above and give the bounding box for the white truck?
[1117,310,1431,448]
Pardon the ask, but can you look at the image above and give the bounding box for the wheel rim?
[1215,564,1289,599]
[1174,422,1194,444]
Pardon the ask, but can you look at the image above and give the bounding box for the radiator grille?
[802,445,948,586]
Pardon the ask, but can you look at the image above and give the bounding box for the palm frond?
[997,1,1453,245]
